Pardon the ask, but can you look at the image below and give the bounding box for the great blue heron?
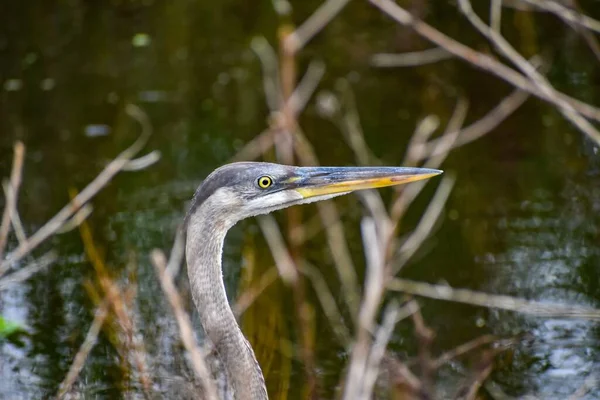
[185,162,441,400]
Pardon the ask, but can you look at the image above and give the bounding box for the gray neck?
[186,203,267,400]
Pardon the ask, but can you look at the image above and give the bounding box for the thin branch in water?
[460,349,495,400]
[299,260,352,345]
[422,88,530,159]
[458,0,600,145]
[393,175,455,274]
[151,249,219,400]
[0,141,25,262]
[251,37,283,113]
[520,0,600,34]
[0,104,152,275]
[433,334,498,369]
[287,60,326,116]
[361,301,416,399]
[2,181,27,245]
[371,47,453,68]
[0,251,57,290]
[55,204,94,234]
[57,300,110,399]
[284,0,351,54]
[368,0,600,124]
[122,150,161,171]
[388,278,600,320]
[490,0,502,33]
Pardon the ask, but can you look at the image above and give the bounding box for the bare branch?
[368,0,600,125]
[284,0,351,54]
[0,141,25,261]
[371,47,452,67]
[57,300,109,399]
[0,105,152,275]
[520,0,600,34]
[388,279,600,320]
[0,252,57,290]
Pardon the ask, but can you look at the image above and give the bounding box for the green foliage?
[0,315,26,339]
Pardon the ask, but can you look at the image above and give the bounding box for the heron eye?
[257,175,273,189]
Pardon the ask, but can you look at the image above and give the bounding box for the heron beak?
[291,166,443,199]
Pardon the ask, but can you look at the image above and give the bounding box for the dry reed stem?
[151,249,219,400]
[388,278,600,320]
[368,0,600,124]
[0,104,152,275]
[0,141,25,263]
[57,300,110,399]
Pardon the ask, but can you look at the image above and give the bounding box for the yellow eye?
[257,176,273,189]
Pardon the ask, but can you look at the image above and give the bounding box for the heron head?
[186,162,442,227]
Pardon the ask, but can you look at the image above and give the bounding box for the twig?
[490,0,502,33]
[421,88,530,159]
[287,60,326,116]
[371,47,453,67]
[393,175,455,273]
[0,141,25,262]
[122,150,161,171]
[519,0,600,34]
[361,302,414,399]
[55,205,93,234]
[151,249,219,400]
[458,0,600,145]
[433,334,498,369]
[251,37,283,113]
[57,300,110,399]
[284,0,351,54]
[461,349,495,400]
[411,302,436,398]
[343,215,388,399]
[299,261,352,345]
[0,251,57,290]
[388,278,600,319]
[2,181,27,245]
[0,104,152,275]
[368,0,600,124]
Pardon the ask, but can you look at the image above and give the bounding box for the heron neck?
[186,207,267,400]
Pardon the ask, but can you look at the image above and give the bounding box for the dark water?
[1,1,600,399]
